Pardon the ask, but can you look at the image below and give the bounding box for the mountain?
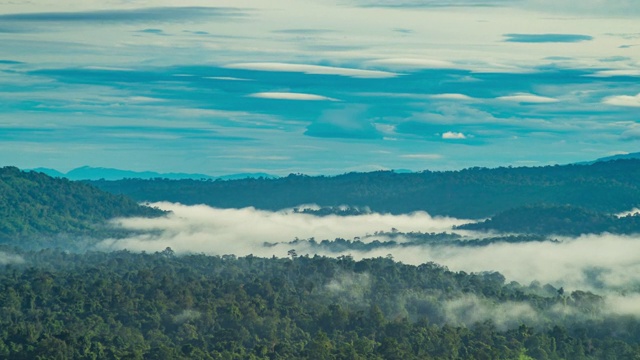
[30,166,277,181]
[457,204,640,236]
[89,159,640,219]
[594,152,640,163]
[0,166,164,244]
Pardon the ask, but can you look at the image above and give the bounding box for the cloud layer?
[100,202,469,256]
[101,203,640,296]
[1,0,639,175]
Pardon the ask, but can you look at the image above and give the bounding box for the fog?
[100,203,640,295]
[99,202,469,255]
[0,251,24,265]
[331,234,640,293]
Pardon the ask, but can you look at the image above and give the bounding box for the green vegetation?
[458,205,640,236]
[1,248,638,359]
[0,166,164,244]
[266,232,550,253]
[4,164,640,358]
[88,159,640,219]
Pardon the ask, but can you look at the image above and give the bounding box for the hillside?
[89,159,640,219]
[0,166,164,243]
[457,205,640,236]
[0,248,635,359]
[31,166,277,181]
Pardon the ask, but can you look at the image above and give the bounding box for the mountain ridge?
[30,166,277,181]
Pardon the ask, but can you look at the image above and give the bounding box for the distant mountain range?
[573,152,640,165]
[29,166,278,181]
[594,152,640,162]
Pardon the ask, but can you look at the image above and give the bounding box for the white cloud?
[429,93,474,101]
[603,93,640,107]
[224,62,399,78]
[400,153,443,159]
[0,252,24,265]
[366,58,455,69]
[588,70,640,77]
[248,92,338,101]
[617,208,640,217]
[496,93,559,103]
[442,131,466,139]
[204,76,251,81]
[334,233,640,294]
[99,202,470,256]
[97,204,640,319]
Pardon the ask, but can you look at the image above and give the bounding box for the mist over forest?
[3,163,640,358]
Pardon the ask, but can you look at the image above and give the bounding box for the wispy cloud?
[588,70,640,77]
[429,93,475,101]
[0,7,247,23]
[224,63,399,78]
[503,33,593,43]
[101,203,640,297]
[366,58,455,69]
[99,202,469,255]
[497,93,559,104]
[304,106,383,140]
[248,92,339,101]
[603,93,640,107]
[0,251,24,265]
[400,153,443,159]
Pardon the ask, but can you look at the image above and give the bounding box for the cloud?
[496,93,559,104]
[349,0,511,8]
[522,0,640,17]
[224,63,398,78]
[304,106,383,139]
[429,94,475,101]
[248,92,338,101]
[98,204,640,317]
[98,202,470,256]
[400,154,443,159]
[366,58,455,70]
[96,204,640,321]
[0,7,246,23]
[503,33,593,43]
[137,28,165,35]
[603,93,640,107]
[442,131,466,139]
[0,252,25,265]
[332,234,640,294]
[616,208,640,217]
[620,127,640,141]
[443,295,538,330]
[588,70,640,77]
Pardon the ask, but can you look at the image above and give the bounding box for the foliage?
[0,249,639,359]
[88,159,640,219]
[0,167,164,244]
[266,232,550,253]
[458,205,640,236]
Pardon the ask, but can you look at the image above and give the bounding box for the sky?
[1,0,639,176]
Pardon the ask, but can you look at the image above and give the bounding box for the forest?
[88,159,640,219]
[1,248,639,359]
[3,165,640,359]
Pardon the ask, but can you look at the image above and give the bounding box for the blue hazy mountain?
[594,152,640,162]
[29,166,277,181]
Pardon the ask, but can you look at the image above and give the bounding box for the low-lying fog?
[99,202,640,296]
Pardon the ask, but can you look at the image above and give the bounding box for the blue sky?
[1,0,639,176]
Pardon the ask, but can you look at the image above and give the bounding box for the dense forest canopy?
[457,205,640,236]
[88,159,640,219]
[1,248,639,359]
[3,164,640,358]
[0,166,163,244]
